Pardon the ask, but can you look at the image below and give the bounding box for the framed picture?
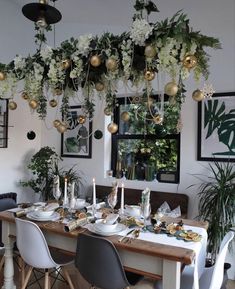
[0,99,8,148]
[197,92,235,162]
[61,105,92,158]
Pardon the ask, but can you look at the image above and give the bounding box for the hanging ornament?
[90,55,101,67]
[192,89,204,101]
[153,114,163,124]
[106,58,118,71]
[121,111,130,122]
[107,122,118,134]
[57,123,67,133]
[164,82,178,96]
[183,55,197,69]
[144,45,157,58]
[61,59,71,70]
[8,101,17,110]
[95,82,105,91]
[53,119,61,128]
[0,72,6,81]
[54,88,63,96]
[29,99,38,109]
[94,130,103,140]
[202,83,215,99]
[49,99,58,107]
[21,92,29,100]
[104,107,112,116]
[77,115,86,124]
[144,70,155,81]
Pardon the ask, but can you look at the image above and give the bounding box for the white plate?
[26,211,60,222]
[88,223,126,236]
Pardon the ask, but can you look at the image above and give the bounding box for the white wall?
[1,0,235,279]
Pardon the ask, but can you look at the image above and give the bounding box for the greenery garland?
[0,0,220,134]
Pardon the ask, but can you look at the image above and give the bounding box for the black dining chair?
[75,233,155,289]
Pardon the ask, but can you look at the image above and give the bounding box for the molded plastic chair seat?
[16,218,75,289]
[75,233,155,289]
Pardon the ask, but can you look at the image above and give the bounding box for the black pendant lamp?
[22,0,62,28]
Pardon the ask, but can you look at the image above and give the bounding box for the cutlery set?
[118,228,140,243]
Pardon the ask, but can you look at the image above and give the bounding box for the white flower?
[40,45,53,61]
[77,34,93,56]
[13,55,26,71]
[130,19,153,46]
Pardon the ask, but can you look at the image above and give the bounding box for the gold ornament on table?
[144,45,157,58]
[164,81,178,96]
[121,111,130,122]
[153,114,163,124]
[106,58,118,71]
[29,99,39,109]
[61,59,71,70]
[95,82,105,91]
[107,122,118,134]
[90,55,101,67]
[0,72,6,81]
[77,115,86,124]
[21,92,29,100]
[54,88,63,96]
[49,99,58,108]
[144,70,155,81]
[192,89,204,101]
[104,107,112,116]
[183,54,197,69]
[57,123,67,133]
[8,101,17,110]
[53,119,61,128]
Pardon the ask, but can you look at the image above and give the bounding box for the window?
[111,95,180,183]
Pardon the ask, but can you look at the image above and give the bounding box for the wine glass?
[141,203,151,231]
[107,192,117,213]
[53,187,61,202]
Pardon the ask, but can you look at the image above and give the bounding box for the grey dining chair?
[75,233,155,289]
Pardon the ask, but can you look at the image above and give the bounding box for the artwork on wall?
[197,92,235,162]
[0,99,8,148]
[61,105,92,158]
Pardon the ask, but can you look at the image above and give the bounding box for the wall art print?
[197,92,235,162]
[61,105,92,158]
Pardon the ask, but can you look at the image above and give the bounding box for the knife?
[118,229,135,243]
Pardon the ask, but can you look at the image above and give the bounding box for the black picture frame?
[197,92,235,162]
[0,99,8,148]
[61,105,92,158]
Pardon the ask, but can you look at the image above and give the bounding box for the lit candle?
[64,177,68,205]
[92,178,96,209]
[120,182,125,213]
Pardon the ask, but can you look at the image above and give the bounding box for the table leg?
[162,260,181,289]
[2,243,16,289]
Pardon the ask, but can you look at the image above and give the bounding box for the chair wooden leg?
[62,267,75,289]
[0,256,4,271]
[21,266,33,289]
[45,269,50,289]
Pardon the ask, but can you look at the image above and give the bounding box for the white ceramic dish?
[89,223,126,236]
[124,205,141,217]
[75,200,90,209]
[26,211,60,221]
[35,210,55,218]
[94,219,118,232]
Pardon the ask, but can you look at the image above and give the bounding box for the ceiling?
[11,0,134,27]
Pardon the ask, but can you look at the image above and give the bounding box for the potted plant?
[21,146,82,201]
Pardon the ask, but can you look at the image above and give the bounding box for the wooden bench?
[95,185,188,218]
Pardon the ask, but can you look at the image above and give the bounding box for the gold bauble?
[77,115,86,124]
[8,101,17,110]
[121,111,130,122]
[57,123,67,133]
[54,88,63,96]
[49,99,58,108]
[192,89,204,101]
[183,55,197,69]
[106,58,118,71]
[107,122,118,134]
[29,99,38,109]
[21,92,29,100]
[144,45,157,58]
[144,70,155,81]
[53,119,61,128]
[164,82,178,96]
[61,59,71,70]
[95,82,105,91]
[0,72,6,81]
[153,115,163,124]
[104,107,112,116]
[90,55,101,67]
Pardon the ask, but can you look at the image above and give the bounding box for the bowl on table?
[35,209,54,218]
[125,205,141,217]
[76,198,86,209]
[94,219,118,232]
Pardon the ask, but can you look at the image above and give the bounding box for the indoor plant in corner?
[21,146,82,201]
[196,161,235,288]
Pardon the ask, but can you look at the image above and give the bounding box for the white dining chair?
[15,218,75,289]
[155,231,234,289]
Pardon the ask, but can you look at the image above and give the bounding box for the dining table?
[0,209,208,289]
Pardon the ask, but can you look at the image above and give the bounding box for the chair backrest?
[15,218,57,269]
[75,233,130,289]
[208,231,234,289]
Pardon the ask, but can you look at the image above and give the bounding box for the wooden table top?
[0,211,208,266]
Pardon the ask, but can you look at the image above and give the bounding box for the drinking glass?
[141,203,151,231]
[53,187,61,202]
[107,193,117,213]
